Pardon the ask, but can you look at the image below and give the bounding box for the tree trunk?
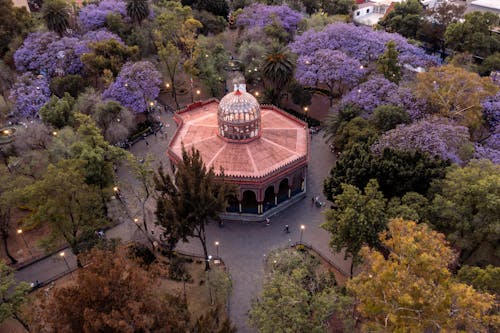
[198,224,210,271]
[76,255,83,268]
[350,261,354,279]
[100,185,108,216]
[141,200,148,231]
[2,234,17,265]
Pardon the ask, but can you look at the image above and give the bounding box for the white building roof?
[470,0,500,10]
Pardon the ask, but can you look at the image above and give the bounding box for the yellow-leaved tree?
[348,218,498,332]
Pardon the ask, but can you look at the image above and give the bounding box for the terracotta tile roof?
[169,101,308,179]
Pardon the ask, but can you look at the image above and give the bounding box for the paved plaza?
[14,108,351,333]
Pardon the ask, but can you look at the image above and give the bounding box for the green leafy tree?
[480,52,500,76]
[195,36,230,97]
[0,260,30,330]
[323,180,388,277]
[39,93,76,129]
[348,219,498,332]
[155,147,233,270]
[41,0,70,36]
[81,39,139,82]
[321,0,355,15]
[0,165,31,265]
[50,74,89,98]
[91,100,134,144]
[126,0,150,25]
[372,104,410,132]
[445,11,500,58]
[323,143,450,200]
[128,154,155,234]
[379,0,423,39]
[430,159,500,266]
[377,40,401,83]
[333,116,378,151]
[323,103,362,144]
[156,41,182,108]
[457,265,500,295]
[249,248,354,332]
[19,159,107,267]
[419,2,465,51]
[262,45,295,105]
[0,0,33,58]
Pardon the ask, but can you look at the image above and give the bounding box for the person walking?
[284,225,289,233]
[265,217,270,226]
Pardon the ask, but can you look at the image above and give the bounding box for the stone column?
[258,203,263,214]
[288,188,291,198]
[239,202,242,213]
[274,193,278,205]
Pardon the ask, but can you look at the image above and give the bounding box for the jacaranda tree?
[103,61,161,113]
[9,72,51,119]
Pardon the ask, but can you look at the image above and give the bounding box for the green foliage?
[39,93,76,129]
[50,74,89,98]
[372,104,410,132]
[0,0,33,58]
[323,143,450,200]
[155,147,234,270]
[430,160,500,266]
[195,36,230,97]
[445,11,500,58]
[262,45,295,94]
[348,219,498,332]
[249,248,354,332]
[377,40,401,83]
[323,103,362,144]
[379,0,423,39]
[480,52,500,76]
[322,0,356,15]
[0,260,30,325]
[323,180,387,276]
[183,0,229,18]
[42,0,70,35]
[334,116,378,151]
[457,265,500,294]
[126,0,150,25]
[19,159,107,264]
[386,191,430,223]
[81,39,139,78]
[194,10,227,35]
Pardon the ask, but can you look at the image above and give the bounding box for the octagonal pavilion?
[168,86,309,221]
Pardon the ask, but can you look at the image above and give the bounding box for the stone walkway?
[14,108,351,333]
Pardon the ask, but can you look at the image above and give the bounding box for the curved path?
[14,109,350,333]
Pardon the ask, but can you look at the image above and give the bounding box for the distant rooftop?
[470,0,500,10]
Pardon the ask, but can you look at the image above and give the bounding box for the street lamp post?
[59,252,73,279]
[300,225,305,244]
[215,241,219,259]
[17,229,33,256]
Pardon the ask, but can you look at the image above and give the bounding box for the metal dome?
[218,87,261,142]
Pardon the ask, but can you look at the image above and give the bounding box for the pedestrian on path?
[265,217,270,226]
[284,225,289,233]
[311,196,315,206]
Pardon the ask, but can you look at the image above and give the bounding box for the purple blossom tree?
[78,0,128,32]
[482,92,500,133]
[341,76,428,120]
[236,4,303,33]
[290,23,439,68]
[296,49,366,105]
[371,117,473,165]
[103,61,161,113]
[74,29,124,55]
[473,144,500,164]
[9,73,51,119]
[14,30,123,77]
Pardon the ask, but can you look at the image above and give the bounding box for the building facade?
[168,87,309,221]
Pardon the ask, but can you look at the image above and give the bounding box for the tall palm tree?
[126,0,150,25]
[42,0,70,36]
[262,45,295,104]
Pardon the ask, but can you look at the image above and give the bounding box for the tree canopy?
[348,218,498,332]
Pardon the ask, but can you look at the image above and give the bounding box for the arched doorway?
[277,179,289,204]
[263,186,276,212]
[291,174,303,196]
[241,190,258,214]
[225,195,239,213]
